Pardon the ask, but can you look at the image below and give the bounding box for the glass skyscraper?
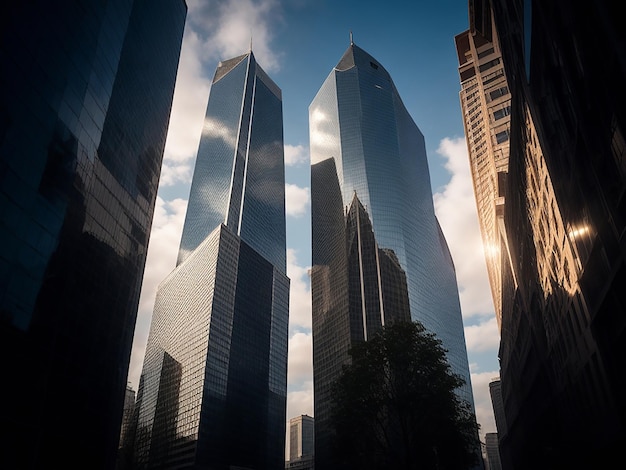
[310,41,476,468]
[0,1,186,468]
[131,51,289,469]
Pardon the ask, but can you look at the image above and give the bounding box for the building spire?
[249,34,253,52]
[350,30,354,45]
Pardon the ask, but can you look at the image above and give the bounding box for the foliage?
[330,321,480,470]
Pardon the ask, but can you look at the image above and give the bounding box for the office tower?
[287,415,315,469]
[467,0,626,467]
[484,433,502,470]
[454,8,512,328]
[310,40,477,468]
[132,51,289,470]
[0,1,186,468]
[488,378,507,440]
[289,415,314,462]
[118,385,138,469]
[120,385,137,448]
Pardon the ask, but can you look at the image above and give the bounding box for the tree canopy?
[330,320,481,470]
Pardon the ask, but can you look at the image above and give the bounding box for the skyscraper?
[0,1,186,468]
[484,433,502,470]
[120,385,138,449]
[461,0,626,467]
[288,414,315,469]
[309,40,477,468]
[454,7,512,328]
[488,378,507,441]
[131,51,289,470]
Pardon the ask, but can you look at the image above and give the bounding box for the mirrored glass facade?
[132,52,289,469]
[0,1,186,468]
[310,42,476,468]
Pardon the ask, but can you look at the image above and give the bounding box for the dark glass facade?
[0,1,186,468]
[132,52,289,469]
[481,0,626,467]
[309,43,477,468]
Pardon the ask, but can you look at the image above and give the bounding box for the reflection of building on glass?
[131,51,289,469]
[345,193,411,342]
[0,2,186,468]
[309,40,478,469]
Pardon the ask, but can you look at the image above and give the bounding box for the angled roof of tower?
[335,42,391,83]
[212,51,281,99]
[214,52,251,83]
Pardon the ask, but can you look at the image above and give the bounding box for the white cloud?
[286,381,314,420]
[285,144,308,166]
[433,136,495,318]
[432,136,500,444]
[287,248,312,329]
[288,331,313,386]
[465,316,501,353]
[189,0,283,73]
[470,370,499,443]
[163,27,212,166]
[127,197,188,390]
[285,183,309,217]
[160,0,285,187]
[159,161,193,187]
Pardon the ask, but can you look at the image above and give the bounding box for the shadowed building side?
[0,1,186,468]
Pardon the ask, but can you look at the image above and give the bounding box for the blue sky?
[128,0,501,447]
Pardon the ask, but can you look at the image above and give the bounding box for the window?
[479,58,500,72]
[490,86,509,100]
[493,106,511,121]
[477,47,495,59]
[483,69,504,85]
[495,130,510,144]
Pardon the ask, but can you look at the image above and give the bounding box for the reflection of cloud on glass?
[309,105,339,165]
[310,108,326,124]
[201,116,237,143]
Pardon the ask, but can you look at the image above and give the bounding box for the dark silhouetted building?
[131,51,289,469]
[309,40,479,469]
[484,433,502,470]
[459,0,626,468]
[0,1,186,468]
[120,385,137,449]
[488,377,507,441]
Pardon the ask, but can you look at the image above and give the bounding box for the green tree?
[330,321,480,470]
